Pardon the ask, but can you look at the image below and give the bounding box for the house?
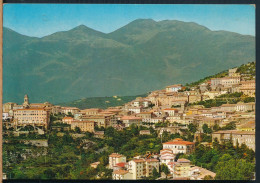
[163,108,178,117]
[90,161,100,169]
[237,121,255,131]
[70,121,96,132]
[189,166,216,180]
[162,138,195,154]
[229,68,238,76]
[212,130,255,151]
[82,115,110,128]
[109,153,127,169]
[235,102,255,112]
[160,149,175,174]
[61,107,80,115]
[139,130,151,135]
[166,84,182,93]
[62,116,74,124]
[174,158,191,178]
[128,158,159,179]
[136,112,152,120]
[112,169,133,180]
[94,131,104,138]
[120,116,142,127]
[81,108,102,115]
[128,106,143,114]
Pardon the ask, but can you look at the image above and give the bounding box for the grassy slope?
[58,94,147,109]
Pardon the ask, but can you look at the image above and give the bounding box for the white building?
[166,84,182,93]
[162,138,195,154]
[128,158,159,179]
[112,169,133,180]
[109,153,127,169]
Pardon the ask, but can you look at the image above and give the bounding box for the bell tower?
[23,94,30,108]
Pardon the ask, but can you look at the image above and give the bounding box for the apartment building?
[13,108,50,129]
[212,130,255,151]
[70,121,96,132]
[162,138,195,154]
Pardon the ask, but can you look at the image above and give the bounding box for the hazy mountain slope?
[3,19,255,104]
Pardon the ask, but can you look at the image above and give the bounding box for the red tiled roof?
[63,117,74,120]
[109,153,125,158]
[163,139,195,145]
[146,159,159,162]
[113,169,129,175]
[116,162,126,168]
[177,158,191,163]
[133,159,145,163]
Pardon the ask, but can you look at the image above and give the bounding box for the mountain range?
[3,19,255,104]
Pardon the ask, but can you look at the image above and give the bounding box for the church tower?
[23,94,30,108]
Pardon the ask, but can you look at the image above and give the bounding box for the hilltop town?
[2,61,255,180]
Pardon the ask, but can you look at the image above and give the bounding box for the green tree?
[75,127,81,133]
[160,164,170,175]
[152,167,160,178]
[188,123,197,133]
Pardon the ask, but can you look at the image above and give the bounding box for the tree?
[160,164,170,175]
[74,127,81,133]
[67,112,74,117]
[213,124,220,131]
[188,123,197,134]
[105,127,115,137]
[204,175,214,180]
[152,167,160,178]
[202,124,212,134]
[215,158,254,180]
[222,121,236,130]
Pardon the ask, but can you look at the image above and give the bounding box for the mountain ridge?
[3,19,255,104]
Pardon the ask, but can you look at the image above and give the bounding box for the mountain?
[3,19,255,104]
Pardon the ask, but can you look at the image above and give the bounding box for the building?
[83,115,110,128]
[139,130,151,135]
[211,76,240,90]
[136,112,152,120]
[212,130,255,151]
[81,108,102,115]
[70,121,96,132]
[62,116,74,124]
[162,138,195,154]
[13,108,50,129]
[189,166,216,180]
[240,80,255,97]
[90,161,100,169]
[94,131,104,138]
[128,158,159,179]
[237,121,255,131]
[229,68,238,76]
[128,106,143,114]
[61,107,80,115]
[120,116,142,127]
[160,149,175,174]
[3,102,17,113]
[235,102,255,112]
[174,158,191,178]
[109,153,127,169]
[112,170,133,180]
[163,108,178,117]
[166,84,182,93]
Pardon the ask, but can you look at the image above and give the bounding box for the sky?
[3,4,255,37]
